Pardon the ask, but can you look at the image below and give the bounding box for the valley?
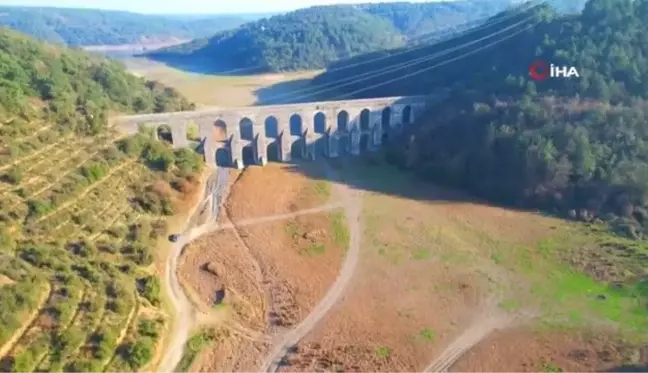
[1,0,647,372]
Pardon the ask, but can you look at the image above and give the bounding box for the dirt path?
[260,166,363,373]
[160,163,362,373]
[424,298,517,372]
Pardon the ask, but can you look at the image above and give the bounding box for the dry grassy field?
[176,158,647,372]
[121,58,321,107]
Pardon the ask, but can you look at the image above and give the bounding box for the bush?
[174,148,203,173]
[79,163,107,183]
[26,200,55,219]
[124,338,154,369]
[137,276,161,306]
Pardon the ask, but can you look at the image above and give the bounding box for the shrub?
[79,162,107,183]
[125,338,154,369]
[174,148,203,173]
[137,276,161,306]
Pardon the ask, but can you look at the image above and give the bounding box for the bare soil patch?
[237,211,346,329]
[225,163,330,220]
[0,274,14,287]
[277,177,566,372]
[450,328,646,372]
[119,58,320,107]
[178,229,266,329]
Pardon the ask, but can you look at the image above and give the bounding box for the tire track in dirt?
[424,298,517,372]
[260,164,363,373]
[160,166,350,372]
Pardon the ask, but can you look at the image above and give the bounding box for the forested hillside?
[146,0,523,73]
[0,28,203,371]
[0,6,248,46]
[318,0,648,240]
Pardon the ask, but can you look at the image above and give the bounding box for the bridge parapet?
[111,95,430,168]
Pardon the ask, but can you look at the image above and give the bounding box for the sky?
[0,0,434,15]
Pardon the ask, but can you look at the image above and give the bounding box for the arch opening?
[291,140,303,159]
[289,114,303,136]
[157,124,173,144]
[239,117,254,141]
[267,142,280,162]
[314,112,326,134]
[337,111,349,133]
[215,148,230,167]
[403,105,412,125]
[265,116,279,138]
[214,119,228,143]
[242,146,256,166]
[360,109,371,131]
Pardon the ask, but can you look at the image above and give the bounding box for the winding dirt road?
[260,168,363,373]
[159,164,363,373]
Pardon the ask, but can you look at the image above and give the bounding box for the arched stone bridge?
[112,96,428,169]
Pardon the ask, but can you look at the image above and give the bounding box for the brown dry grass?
[237,211,346,327]
[120,58,321,107]
[225,163,330,220]
[278,176,568,372]
[178,229,266,329]
[0,274,14,287]
[450,328,644,372]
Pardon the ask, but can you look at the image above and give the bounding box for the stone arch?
[156,124,173,144]
[186,122,200,142]
[239,117,254,141]
[289,114,302,136]
[360,109,371,131]
[314,112,326,134]
[265,116,279,138]
[215,148,230,167]
[337,110,349,133]
[403,105,412,125]
[214,119,228,142]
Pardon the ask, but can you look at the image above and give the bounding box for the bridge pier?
[350,128,361,155]
[112,95,431,169]
[328,133,338,158]
[171,124,189,149]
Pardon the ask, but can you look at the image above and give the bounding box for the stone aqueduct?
[113,96,428,169]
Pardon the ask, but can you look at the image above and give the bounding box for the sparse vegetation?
[174,329,218,372]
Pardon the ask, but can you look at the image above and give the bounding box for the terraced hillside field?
[0,28,203,372]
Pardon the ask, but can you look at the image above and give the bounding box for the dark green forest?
[315,0,648,239]
[146,0,526,72]
[0,6,249,46]
[0,27,193,134]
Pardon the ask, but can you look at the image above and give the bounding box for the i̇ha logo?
[529,60,580,81]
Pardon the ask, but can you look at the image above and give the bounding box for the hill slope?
[0,6,249,46]
[314,0,648,242]
[146,0,523,73]
[0,28,203,371]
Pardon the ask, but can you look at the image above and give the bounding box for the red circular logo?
[529,60,549,81]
